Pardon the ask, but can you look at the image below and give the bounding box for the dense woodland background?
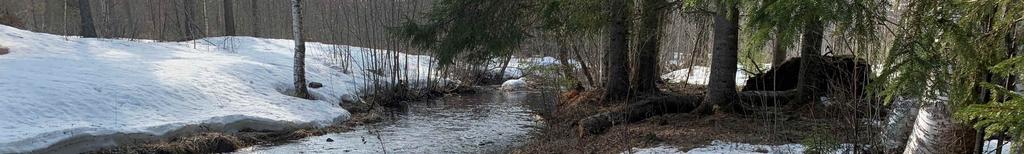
[0,0,1020,153]
[0,0,803,78]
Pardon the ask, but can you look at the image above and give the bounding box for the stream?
[235,88,555,153]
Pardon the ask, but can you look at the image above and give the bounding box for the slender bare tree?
[291,0,309,99]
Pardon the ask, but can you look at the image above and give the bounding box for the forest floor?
[510,84,874,153]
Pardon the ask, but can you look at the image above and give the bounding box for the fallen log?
[579,91,797,135]
[579,95,702,134]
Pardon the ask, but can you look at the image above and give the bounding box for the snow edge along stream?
[0,25,446,153]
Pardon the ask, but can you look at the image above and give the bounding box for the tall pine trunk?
[291,0,309,99]
[574,42,597,88]
[602,0,631,101]
[795,20,823,105]
[631,0,668,93]
[223,0,236,36]
[182,0,199,40]
[77,0,97,38]
[697,3,740,114]
[903,102,977,154]
[250,0,260,37]
[771,29,786,68]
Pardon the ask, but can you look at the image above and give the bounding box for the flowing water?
[236,88,555,153]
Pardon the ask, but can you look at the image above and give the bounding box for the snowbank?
[625,145,684,154]
[0,25,441,153]
[486,56,576,80]
[500,78,529,91]
[661,66,748,86]
[983,140,1013,154]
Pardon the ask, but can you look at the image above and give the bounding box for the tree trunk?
[903,102,978,154]
[696,3,740,114]
[771,29,787,68]
[573,40,597,88]
[182,0,200,40]
[602,0,631,101]
[795,20,823,105]
[496,54,513,81]
[77,0,97,38]
[557,38,582,89]
[631,0,668,94]
[882,99,919,153]
[291,0,309,99]
[250,0,260,37]
[223,0,236,36]
[1015,131,1023,154]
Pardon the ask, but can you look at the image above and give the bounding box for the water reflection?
[237,88,553,153]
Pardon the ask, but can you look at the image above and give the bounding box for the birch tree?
[291,0,309,99]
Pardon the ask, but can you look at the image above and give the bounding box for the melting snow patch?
[686,141,805,154]
[0,25,444,153]
[501,78,529,91]
[625,145,684,154]
[488,67,525,80]
[660,66,748,86]
[486,56,578,80]
[983,140,1013,154]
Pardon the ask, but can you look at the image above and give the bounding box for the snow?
[489,67,525,79]
[486,56,576,80]
[0,25,442,153]
[625,145,684,154]
[500,78,529,91]
[661,66,748,86]
[983,140,1013,154]
[624,141,861,154]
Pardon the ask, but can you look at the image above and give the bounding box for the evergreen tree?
[602,0,632,101]
[697,0,741,114]
[631,0,670,94]
[744,0,885,105]
[394,0,534,66]
[879,0,1022,153]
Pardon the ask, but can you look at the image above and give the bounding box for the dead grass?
[511,109,819,153]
